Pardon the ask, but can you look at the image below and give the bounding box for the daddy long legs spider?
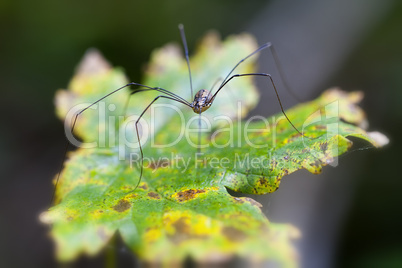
[52,24,304,204]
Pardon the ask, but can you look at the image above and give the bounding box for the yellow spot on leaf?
[144,227,162,243]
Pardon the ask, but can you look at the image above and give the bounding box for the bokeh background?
[1,0,401,267]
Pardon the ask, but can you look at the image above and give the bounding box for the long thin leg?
[209,76,238,110]
[178,24,193,100]
[51,82,189,205]
[134,95,191,190]
[212,73,304,137]
[219,42,302,102]
[209,77,223,93]
[50,82,134,205]
[123,85,191,119]
[73,81,189,116]
[129,82,191,105]
[267,43,303,102]
[198,109,201,155]
[219,43,270,89]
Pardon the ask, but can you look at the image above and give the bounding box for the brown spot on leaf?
[167,217,190,244]
[138,183,148,190]
[312,159,321,167]
[166,217,209,244]
[315,125,327,130]
[112,199,131,212]
[148,192,161,199]
[128,193,138,199]
[173,218,190,233]
[222,226,246,242]
[175,189,206,202]
[287,133,302,142]
[320,142,328,152]
[257,177,269,187]
[148,159,170,170]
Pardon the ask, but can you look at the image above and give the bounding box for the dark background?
[1,0,401,267]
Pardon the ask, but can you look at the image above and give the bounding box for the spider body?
[191,89,213,113]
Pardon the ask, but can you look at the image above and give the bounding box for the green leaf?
[42,32,387,265]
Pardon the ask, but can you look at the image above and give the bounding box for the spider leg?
[133,94,191,191]
[219,43,270,89]
[128,82,191,105]
[267,43,303,102]
[123,84,191,119]
[209,76,238,110]
[211,73,305,137]
[220,42,302,102]
[198,109,202,155]
[209,77,223,93]
[52,82,190,205]
[178,24,193,100]
[51,82,135,205]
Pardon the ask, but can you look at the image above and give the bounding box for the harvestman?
[53,24,304,203]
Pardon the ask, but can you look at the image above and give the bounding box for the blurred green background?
[1,0,401,267]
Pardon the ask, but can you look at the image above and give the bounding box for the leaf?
[42,32,387,265]
[55,32,259,149]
